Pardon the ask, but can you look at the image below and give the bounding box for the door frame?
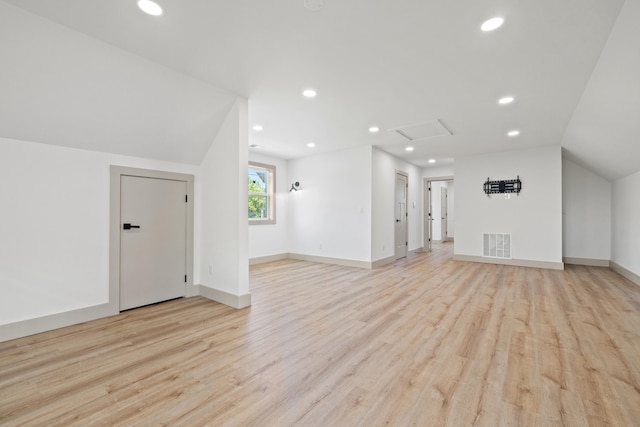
[423,175,453,252]
[394,170,409,260]
[441,186,448,242]
[109,166,195,312]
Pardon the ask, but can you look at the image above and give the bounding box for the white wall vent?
[483,233,511,259]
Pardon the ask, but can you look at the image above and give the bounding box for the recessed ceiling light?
[498,96,514,105]
[307,142,316,148]
[369,126,380,133]
[481,17,504,32]
[405,146,414,152]
[252,125,263,132]
[303,89,317,98]
[138,0,163,16]
[428,159,436,164]
[508,130,520,137]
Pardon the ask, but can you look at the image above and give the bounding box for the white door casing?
[427,181,433,252]
[423,176,454,253]
[394,172,408,260]
[120,175,187,310]
[441,187,448,241]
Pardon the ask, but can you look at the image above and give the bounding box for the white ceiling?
[0,0,637,179]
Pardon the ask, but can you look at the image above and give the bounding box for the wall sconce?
[290,181,300,192]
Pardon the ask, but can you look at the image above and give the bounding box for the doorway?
[395,171,408,260]
[441,187,449,242]
[109,167,194,312]
[423,176,454,252]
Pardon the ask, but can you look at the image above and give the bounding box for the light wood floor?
[2,243,640,426]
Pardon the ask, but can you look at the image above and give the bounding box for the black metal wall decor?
[483,176,522,197]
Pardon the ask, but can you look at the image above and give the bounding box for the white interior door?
[441,187,448,241]
[427,181,433,251]
[120,176,187,311]
[394,173,408,260]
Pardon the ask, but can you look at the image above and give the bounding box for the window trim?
[248,161,276,225]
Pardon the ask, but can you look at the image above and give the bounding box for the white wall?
[287,146,372,262]
[455,146,563,265]
[423,164,454,179]
[199,100,249,296]
[372,148,423,261]
[248,152,289,259]
[0,137,198,326]
[562,158,611,261]
[611,170,640,276]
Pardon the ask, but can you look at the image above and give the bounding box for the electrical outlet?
[208,265,213,275]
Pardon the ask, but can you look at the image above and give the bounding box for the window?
[248,162,276,224]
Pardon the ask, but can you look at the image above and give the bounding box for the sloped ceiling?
[0,1,238,164]
[0,0,637,179]
[561,0,640,181]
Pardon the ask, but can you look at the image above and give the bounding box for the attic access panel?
[392,119,452,141]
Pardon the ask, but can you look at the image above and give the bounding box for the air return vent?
[483,233,511,259]
[391,119,452,142]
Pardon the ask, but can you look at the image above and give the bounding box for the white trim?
[372,256,396,268]
[288,253,372,269]
[610,262,640,287]
[1,284,251,342]
[424,175,455,182]
[251,253,416,269]
[563,257,610,267]
[248,161,276,225]
[454,254,564,270]
[249,253,289,265]
[197,285,252,309]
[251,252,425,270]
[0,303,114,342]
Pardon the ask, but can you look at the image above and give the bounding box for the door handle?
[123,223,141,230]
[396,219,401,223]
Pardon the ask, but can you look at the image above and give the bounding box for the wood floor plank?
[2,242,640,426]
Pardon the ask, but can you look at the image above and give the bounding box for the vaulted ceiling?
[1,0,638,180]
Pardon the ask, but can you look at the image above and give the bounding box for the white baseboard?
[197,285,251,309]
[4,256,636,343]
[253,248,425,270]
[372,256,396,268]
[0,302,117,343]
[563,257,610,267]
[1,285,251,343]
[610,262,640,287]
[287,253,372,269]
[454,254,564,270]
[249,253,289,265]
